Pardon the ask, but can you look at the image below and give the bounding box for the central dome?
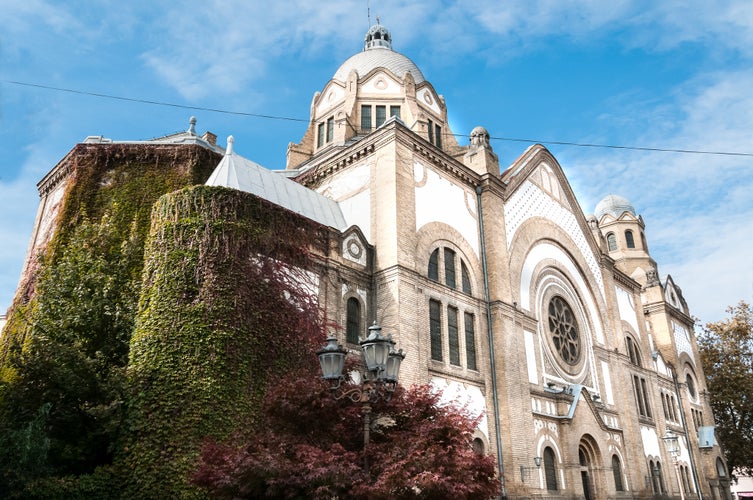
[332,23,425,84]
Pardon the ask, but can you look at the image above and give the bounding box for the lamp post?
[662,430,686,500]
[316,323,405,476]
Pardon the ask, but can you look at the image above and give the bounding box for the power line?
[3,80,308,123]
[5,79,753,158]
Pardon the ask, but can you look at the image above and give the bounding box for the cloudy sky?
[1,0,752,325]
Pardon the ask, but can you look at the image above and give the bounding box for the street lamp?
[316,323,405,476]
[662,430,686,500]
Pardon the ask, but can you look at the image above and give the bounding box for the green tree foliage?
[0,213,141,496]
[699,301,753,476]
[0,144,220,497]
[192,370,500,499]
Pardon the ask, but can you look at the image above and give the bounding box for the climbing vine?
[120,185,329,498]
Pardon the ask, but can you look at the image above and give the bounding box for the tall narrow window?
[448,307,460,366]
[428,119,434,144]
[544,447,558,491]
[625,230,635,248]
[361,105,372,132]
[633,375,651,418]
[317,123,325,147]
[626,335,641,365]
[465,312,477,370]
[640,377,652,418]
[326,117,334,142]
[428,249,439,282]
[607,232,617,251]
[461,261,472,295]
[375,105,386,127]
[612,455,624,491]
[444,248,456,289]
[430,299,443,361]
[390,105,401,119]
[661,393,669,420]
[435,123,442,149]
[346,298,361,344]
[686,375,697,399]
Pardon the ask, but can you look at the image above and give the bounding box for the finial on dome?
[226,135,234,155]
[188,116,197,135]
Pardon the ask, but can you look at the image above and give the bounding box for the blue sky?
[1,0,752,325]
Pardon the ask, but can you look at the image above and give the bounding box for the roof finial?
[226,135,234,155]
[376,15,380,25]
[188,116,197,135]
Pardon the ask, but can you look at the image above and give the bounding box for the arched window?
[346,298,361,344]
[717,458,727,478]
[625,230,635,248]
[428,249,439,282]
[612,455,624,491]
[544,447,558,491]
[626,335,641,366]
[461,261,472,295]
[444,248,456,288]
[686,374,697,399]
[607,232,617,251]
[472,438,485,455]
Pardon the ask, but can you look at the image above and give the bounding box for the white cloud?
[565,68,753,323]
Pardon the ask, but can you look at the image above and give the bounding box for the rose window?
[548,296,581,365]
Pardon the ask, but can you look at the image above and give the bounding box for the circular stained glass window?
[548,296,581,366]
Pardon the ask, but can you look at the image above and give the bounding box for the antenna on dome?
[367,0,371,26]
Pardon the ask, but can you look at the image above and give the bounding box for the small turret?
[593,194,657,286]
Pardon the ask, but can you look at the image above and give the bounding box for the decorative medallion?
[375,78,387,90]
[548,296,581,366]
[347,240,363,259]
[423,92,434,105]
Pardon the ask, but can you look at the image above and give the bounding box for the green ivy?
[120,185,328,498]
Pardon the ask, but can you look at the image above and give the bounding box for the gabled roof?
[206,137,347,231]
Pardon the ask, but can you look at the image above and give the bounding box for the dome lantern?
[364,19,392,50]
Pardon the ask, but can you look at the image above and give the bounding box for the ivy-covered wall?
[0,142,330,497]
[120,185,329,497]
[0,143,221,497]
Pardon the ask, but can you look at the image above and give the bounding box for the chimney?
[202,131,217,145]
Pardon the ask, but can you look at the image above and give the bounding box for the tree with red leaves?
[193,368,500,499]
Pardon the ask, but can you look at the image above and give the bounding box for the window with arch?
[472,438,485,455]
[649,460,666,495]
[686,373,697,400]
[544,447,558,491]
[427,246,473,295]
[346,297,361,344]
[626,335,641,366]
[716,457,727,478]
[548,296,581,366]
[428,248,439,281]
[612,455,624,491]
[625,229,636,248]
[632,374,652,419]
[682,465,692,493]
[606,232,617,251]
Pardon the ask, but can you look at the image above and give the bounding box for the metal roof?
[205,137,347,231]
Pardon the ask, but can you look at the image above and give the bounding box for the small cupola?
[364,21,392,50]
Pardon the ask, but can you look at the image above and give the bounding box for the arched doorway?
[579,437,601,500]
